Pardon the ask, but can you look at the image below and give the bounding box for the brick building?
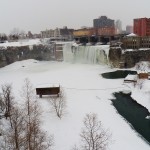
[73,27,115,37]
[134,18,150,36]
[73,28,97,37]
[97,27,115,36]
[121,33,150,49]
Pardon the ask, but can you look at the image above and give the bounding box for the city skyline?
[0,0,150,34]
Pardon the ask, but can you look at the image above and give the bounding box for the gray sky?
[0,0,150,34]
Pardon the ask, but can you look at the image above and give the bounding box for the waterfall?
[63,42,110,64]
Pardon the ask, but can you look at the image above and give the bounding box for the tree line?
[0,79,53,150]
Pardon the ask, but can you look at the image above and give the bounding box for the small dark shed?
[36,84,60,98]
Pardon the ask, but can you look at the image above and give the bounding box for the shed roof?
[124,74,137,81]
[36,83,60,88]
[137,70,148,74]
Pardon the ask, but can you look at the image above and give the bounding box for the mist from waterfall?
[63,42,110,64]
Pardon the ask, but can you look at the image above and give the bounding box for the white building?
[115,19,122,34]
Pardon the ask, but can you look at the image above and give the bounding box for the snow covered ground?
[0,59,150,150]
[0,39,41,48]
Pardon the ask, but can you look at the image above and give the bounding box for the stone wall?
[109,47,122,67]
[109,48,150,68]
[123,50,150,68]
[0,44,55,68]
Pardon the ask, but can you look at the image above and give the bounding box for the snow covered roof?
[36,83,60,88]
[126,33,138,37]
[124,74,137,81]
[137,70,148,74]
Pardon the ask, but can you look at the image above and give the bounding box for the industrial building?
[73,27,116,44]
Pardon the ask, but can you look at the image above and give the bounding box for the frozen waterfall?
[63,42,110,64]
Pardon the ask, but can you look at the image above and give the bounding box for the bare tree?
[0,94,5,113]
[22,78,54,150]
[21,78,35,115]
[0,84,15,148]
[1,106,26,150]
[49,87,67,119]
[0,33,7,42]
[9,28,26,40]
[1,102,54,150]
[80,113,111,150]
[0,84,14,120]
[23,100,54,150]
[1,79,54,150]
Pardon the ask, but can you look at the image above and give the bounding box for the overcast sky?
[0,0,150,34]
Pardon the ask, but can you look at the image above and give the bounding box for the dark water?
[111,92,150,143]
[101,70,137,79]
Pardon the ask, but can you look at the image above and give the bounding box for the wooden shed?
[137,70,148,79]
[36,84,60,98]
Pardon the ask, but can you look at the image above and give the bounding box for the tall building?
[93,16,114,28]
[134,18,150,36]
[115,19,122,34]
[126,25,133,34]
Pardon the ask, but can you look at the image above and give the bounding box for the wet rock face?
[0,44,55,68]
[109,48,122,67]
[124,50,150,68]
[108,48,150,68]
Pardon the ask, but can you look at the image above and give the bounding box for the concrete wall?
[0,44,55,68]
